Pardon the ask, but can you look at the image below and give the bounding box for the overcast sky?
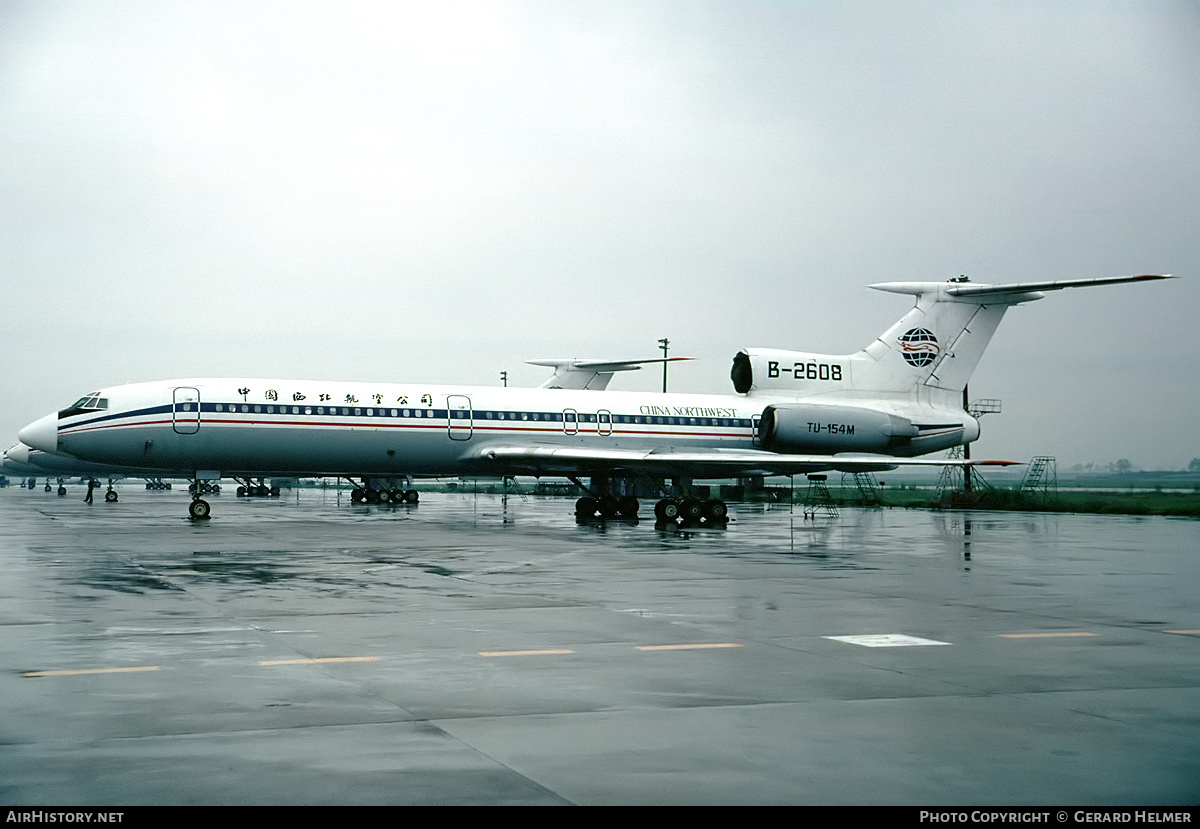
[2,0,1197,470]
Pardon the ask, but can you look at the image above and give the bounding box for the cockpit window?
[58,393,109,419]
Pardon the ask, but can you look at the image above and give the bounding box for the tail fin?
[733,275,1171,400]
[856,274,1172,395]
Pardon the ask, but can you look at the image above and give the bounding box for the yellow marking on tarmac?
[478,649,574,657]
[637,643,744,651]
[999,632,1097,639]
[1163,629,1200,636]
[259,656,381,666]
[23,666,160,677]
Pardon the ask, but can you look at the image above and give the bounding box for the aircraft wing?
[469,444,1019,478]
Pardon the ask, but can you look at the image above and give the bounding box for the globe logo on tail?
[898,328,939,367]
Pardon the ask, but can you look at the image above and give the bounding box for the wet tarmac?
[1,485,1198,805]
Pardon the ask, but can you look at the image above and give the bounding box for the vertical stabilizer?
[853,274,1170,396]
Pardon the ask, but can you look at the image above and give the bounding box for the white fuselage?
[29,377,974,479]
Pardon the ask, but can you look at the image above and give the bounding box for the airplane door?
[751,413,762,447]
[562,408,578,435]
[173,387,201,435]
[447,395,472,440]
[597,410,613,436]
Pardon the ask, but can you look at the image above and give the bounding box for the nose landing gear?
[187,478,219,520]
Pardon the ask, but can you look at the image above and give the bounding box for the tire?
[189,499,211,520]
[575,496,597,517]
[659,499,680,521]
[703,499,728,522]
[680,498,704,522]
[618,496,639,518]
[403,489,419,504]
[105,490,118,503]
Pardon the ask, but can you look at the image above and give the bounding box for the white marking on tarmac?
[825,634,951,647]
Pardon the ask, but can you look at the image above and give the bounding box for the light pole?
[658,338,669,392]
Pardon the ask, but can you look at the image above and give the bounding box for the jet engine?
[758,403,918,454]
[731,348,853,394]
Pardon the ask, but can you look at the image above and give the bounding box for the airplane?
[1,445,52,489]
[18,274,1172,522]
[3,441,175,499]
[2,441,297,500]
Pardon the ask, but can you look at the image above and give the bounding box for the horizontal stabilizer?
[529,357,693,390]
[870,274,1173,300]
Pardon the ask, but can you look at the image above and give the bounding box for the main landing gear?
[346,478,419,505]
[568,476,730,527]
[234,477,280,498]
[574,494,640,520]
[569,476,638,521]
[651,496,728,526]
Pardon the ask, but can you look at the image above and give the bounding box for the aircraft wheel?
[212,484,221,494]
[655,498,680,521]
[45,484,51,492]
[57,486,67,497]
[703,499,728,522]
[237,486,246,497]
[189,499,211,520]
[679,498,704,522]
[351,488,365,503]
[270,486,280,497]
[105,491,118,503]
[618,496,639,518]
[597,496,620,518]
[575,496,597,517]
[403,489,419,504]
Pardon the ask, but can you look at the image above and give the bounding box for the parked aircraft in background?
[1,442,287,500]
[3,441,170,499]
[19,275,1171,522]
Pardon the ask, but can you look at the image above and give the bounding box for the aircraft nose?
[18,413,58,454]
[7,443,32,464]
